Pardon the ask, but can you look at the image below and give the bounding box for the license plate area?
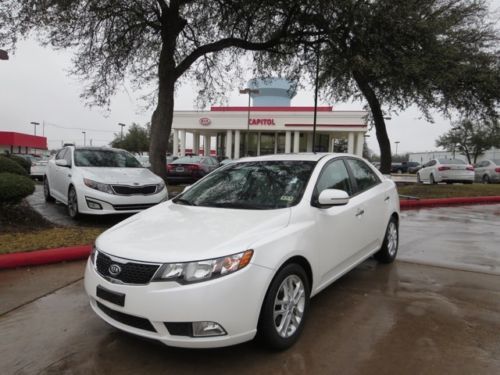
[176,167,184,172]
[96,285,125,307]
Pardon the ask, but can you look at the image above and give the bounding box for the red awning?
[0,132,48,150]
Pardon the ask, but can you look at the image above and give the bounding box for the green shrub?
[0,172,35,204]
[0,156,27,175]
[9,155,31,173]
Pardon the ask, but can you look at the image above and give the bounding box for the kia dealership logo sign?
[199,117,211,126]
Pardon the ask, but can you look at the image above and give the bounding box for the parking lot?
[2,204,500,374]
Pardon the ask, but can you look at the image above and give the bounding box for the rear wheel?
[67,186,80,219]
[374,218,399,264]
[43,177,55,202]
[482,175,490,184]
[258,263,310,350]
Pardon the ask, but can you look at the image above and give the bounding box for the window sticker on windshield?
[280,195,294,202]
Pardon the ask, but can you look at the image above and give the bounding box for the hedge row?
[0,156,28,176]
[0,172,35,204]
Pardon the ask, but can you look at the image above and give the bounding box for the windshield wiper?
[174,198,196,206]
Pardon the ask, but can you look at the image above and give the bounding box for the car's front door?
[51,148,69,201]
[311,158,367,287]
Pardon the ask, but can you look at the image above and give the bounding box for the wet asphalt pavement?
[1,204,500,374]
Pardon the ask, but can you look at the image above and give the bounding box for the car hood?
[79,167,161,185]
[96,202,291,263]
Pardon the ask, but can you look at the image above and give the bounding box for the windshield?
[174,161,316,210]
[74,149,142,168]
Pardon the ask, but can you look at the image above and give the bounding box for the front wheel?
[258,264,310,350]
[43,178,55,202]
[67,186,80,219]
[374,218,399,264]
[416,173,422,184]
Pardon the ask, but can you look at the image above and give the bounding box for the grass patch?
[398,183,500,199]
[0,227,103,254]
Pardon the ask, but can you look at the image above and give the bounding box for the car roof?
[238,153,350,162]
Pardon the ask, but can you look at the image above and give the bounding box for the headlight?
[154,250,253,284]
[156,181,166,192]
[84,178,114,194]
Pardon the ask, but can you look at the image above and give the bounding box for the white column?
[285,131,292,153]
[328,135,334,152]
[355,133,365,157]
[306,133,313,152]
[293,131,300,153]
[274,133,278,154]
[180,130,186,156]
[173,129,179,157]
[256,132,261,156]
[203,135,211,156]
[226,130,233,159]
[193,132,200,155]
[347,132,355,154]
[234,130,240,159]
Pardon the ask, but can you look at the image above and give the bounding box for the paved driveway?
[2,205,500,374]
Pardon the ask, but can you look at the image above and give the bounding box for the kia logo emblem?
[108,264,122,276]
[199,117,211,126]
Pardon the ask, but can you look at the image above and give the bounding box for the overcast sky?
[1,1,499,154]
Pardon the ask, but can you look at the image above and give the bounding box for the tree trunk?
[149,41,176,181]
[353,71,392,174]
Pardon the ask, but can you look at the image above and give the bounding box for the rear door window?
[346,158,381,194]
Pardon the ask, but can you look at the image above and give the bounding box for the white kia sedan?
[44,146,168,218]
[84,153,400,349]
[474,159,500,184]
[417,158,474,184]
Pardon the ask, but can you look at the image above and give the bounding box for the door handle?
[355,209,365,217]
[68,174,72,177]
[384,196,390,201]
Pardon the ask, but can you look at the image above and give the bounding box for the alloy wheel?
[387,221,398,257]
[68,188,78,218]
[273,275,305,338]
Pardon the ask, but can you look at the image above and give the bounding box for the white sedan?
[84,153,400,349]
[417,158,474,184]
[44,146,168,218]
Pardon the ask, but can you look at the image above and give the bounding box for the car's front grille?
[112,203,157,211]
[96,301,156,332]
[95,252,160,284]
[111,184,157,195]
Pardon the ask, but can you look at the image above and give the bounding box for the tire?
[258,263,310,350]
[430,174,437,184]
[67,186,80,219]
[43,177,55,202]
[482,175,490,184]
[374,217,399,264]
[416,173,422,184]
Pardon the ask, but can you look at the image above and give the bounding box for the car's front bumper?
[84,258,273,348]
[77,186,168,215]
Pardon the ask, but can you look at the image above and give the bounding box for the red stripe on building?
[0,131,47,149]
[211,106,333,112]
[285,124,366,128]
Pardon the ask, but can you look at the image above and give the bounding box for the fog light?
[86,200,102,210]
[192,321,227,337]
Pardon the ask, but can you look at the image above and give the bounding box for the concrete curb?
[400,196,500,210]
[0,245,91,270]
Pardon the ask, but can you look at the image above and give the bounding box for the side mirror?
[182,185,192,193]
[317,189,349,207]
[55,159,69,167]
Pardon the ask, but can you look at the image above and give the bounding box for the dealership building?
[0,131,48,155]
[171,79,368,158]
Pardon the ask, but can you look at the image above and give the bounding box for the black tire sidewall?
[258,263,310,350]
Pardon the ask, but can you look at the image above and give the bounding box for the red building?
[0,131,48,155]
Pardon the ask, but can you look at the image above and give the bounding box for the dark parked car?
[391,161,421,174]
[166,155,219,183]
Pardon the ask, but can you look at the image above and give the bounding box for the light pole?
[239,88,259,156]
[82,131,86,146]
[30,121,40,136]
[394,141,400,156]
[118,123,126,140]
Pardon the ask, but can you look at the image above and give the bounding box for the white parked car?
[44,146,168,218]
[84,153,400,349]
[30,158,49,180]
[474,159,500,184]
[417,158,474,184]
